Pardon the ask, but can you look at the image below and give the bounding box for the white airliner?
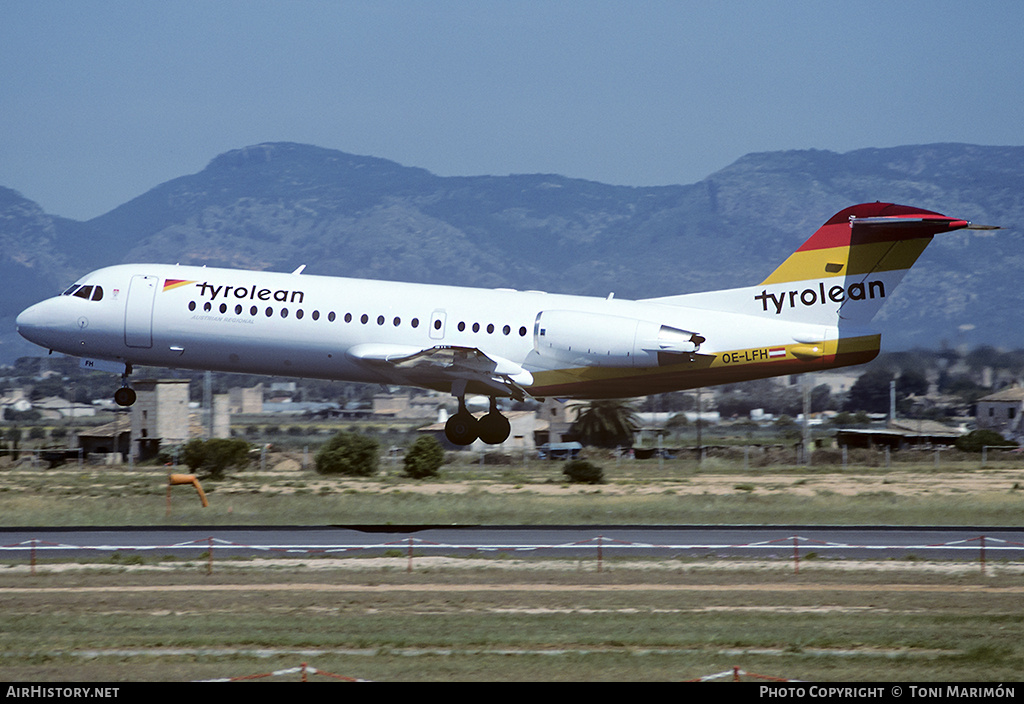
[15,202,991,445]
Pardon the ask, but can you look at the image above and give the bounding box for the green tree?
[6,427,21,460]
[403,435,445,479]
[965,345,1003,372]
[831,411,870,427]
[940,374,988,404]
[773,415,801,441]
[810,383,834,412]
[665,413,689,430]
[315,431,379,476]
[845,368,894,414]
[899,369,930,397]
[181,438,251,479]
[570,400,639,448]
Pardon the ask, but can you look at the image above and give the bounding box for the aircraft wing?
[347,344,534,400]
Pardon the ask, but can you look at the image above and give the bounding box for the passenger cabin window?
[178,295,528,342]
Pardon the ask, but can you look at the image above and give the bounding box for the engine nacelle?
[533,310,703,367]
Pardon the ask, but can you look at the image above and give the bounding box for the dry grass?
[1,558,1022,682]
[1,451,1023,526]
[1,452,1022,681]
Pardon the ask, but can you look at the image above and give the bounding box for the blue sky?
[3,1,1022,220]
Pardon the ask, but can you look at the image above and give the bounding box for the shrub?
[563,459,605,484]
[403,435,444,479]
[955,429,1017,453]
[180,437,251,479]
[315,431,379,476]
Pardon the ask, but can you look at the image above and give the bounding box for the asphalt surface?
[3,525,1023,561]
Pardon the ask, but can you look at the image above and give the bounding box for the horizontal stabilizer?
[849,216,966,228]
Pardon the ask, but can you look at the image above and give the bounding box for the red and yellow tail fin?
[754,202,970,326]
[646,203,978,330]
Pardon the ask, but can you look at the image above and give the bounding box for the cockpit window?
[67,285,103,301]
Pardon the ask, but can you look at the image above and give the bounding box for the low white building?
[975,386,1024,441]
[30,396,97,420]
[0,388,33,416]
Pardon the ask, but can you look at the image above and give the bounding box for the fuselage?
[14,263,875,399]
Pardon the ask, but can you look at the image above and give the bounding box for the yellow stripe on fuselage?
[526,335,881,398]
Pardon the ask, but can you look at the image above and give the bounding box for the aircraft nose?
[16,299,65,347]
[15,302,44,336]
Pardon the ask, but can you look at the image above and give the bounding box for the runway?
[3,525,1024,561]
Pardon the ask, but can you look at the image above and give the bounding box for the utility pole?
[802,374,811,466]
[204,371,213,438]
[695,387,703,466]
[889,379,896,427]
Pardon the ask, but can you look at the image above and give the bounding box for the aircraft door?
[124,275,158,348]
[429,309,446,340]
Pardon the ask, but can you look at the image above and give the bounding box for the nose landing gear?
[113,363,136,407]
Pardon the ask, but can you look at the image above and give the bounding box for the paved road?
[2,525,1023,561]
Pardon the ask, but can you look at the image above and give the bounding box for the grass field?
[1,450,1022,682]
[1,560,1023,682]
[1,450,1022,526]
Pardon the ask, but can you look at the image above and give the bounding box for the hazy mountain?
[2,142,1021,363]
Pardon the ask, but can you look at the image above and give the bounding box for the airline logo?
[162,279,196,292]
[191,281,306,304]
[754,280,885,315]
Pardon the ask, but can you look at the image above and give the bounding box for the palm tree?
[569,399,640,448]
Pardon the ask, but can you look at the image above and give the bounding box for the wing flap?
[347,344,534,399]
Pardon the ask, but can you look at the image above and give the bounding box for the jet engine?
[533,310,704,367]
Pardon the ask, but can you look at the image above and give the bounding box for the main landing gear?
[444,395,511,446]
[113,363,136,407]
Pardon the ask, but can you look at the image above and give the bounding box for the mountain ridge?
[1,142,1020,362]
